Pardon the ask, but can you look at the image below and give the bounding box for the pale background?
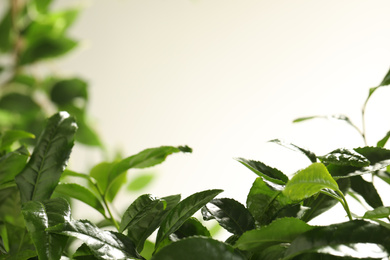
[54,0,390,226]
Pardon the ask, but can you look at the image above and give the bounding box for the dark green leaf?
[19,36,78,65]
[283,163,340,201]
[123,194,180,253]
[48,219,144,260]
[380,67,390,86]
[269,139,317,163]
[350,175,383,208]
[284,220,390,259]
[236,158,288,185]
[0,9,12,53]
[154,189,223,251]
[0,130,35,150]
[354,146,390,164]
[127,174,155,191]
[73,243,99,260]
[151,236,246,260]
[235,217,313,252]
[15,112,77,202]
[50,78,88,105]
[0,93,40,113]
[251,244,288,260]
[0,146,29,184]
[319,148,370,167]
[377,131,390,148]
[54,183,105,216]
[363,206,390,219]
[246,177,292,226]
[21,198,70,260]
[170,217,210,241]
[202,198,255,235]
[292,253,382,260]
[0,250,37,260]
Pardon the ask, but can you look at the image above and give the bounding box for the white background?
[54,0,390,226]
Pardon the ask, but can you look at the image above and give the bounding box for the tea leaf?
[236,158,288,184]
[319,148,370,167]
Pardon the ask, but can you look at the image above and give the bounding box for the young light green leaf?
[235,218,313,252]
[236,158,288,184]
[377,131,390,148]
[269,139,317,163]
[154,189,223,251]
[246,177,292,226]
[170,217,211,241]
[54,183,105,216]
[283,163,340,201]
[122,194,180,253]
[48,219,144,260]
[363,207,390,219]
[319,148,370,167]
[127,174,155,191]
[284,220,390,259]
[0,130,35,150]
[202,198,255,235]
[151,236,246,260]
[15,112,77,202]
[21,198,71,260]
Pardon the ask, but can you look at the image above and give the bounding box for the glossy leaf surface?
[202,198,255,235]
[284,220,390,259]
[0,146,29,185]
[48,219,144,260]
[235,218,313,252]
[319,148,370,167]
[15,112,77,202]
[154,189,222,250]
[236,158,288,184]
[151,236,246,260]
[21,198,70,260]
[170,217,210,241]
[283,163,339,201]
[54,183,105,216]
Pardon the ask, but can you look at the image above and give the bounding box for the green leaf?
[202,198,255,235]
[283,163,340,201]
[246,177,292,226]
[284,220,390,259]
[363,206,390,219]
[354,146,390,165]
[19,36,78,65]
[121,194,180,253]
[0,93,40,114]
[154,189,223,251]
[269,139,317,163]
[0,146,29,184]
[127,174,155,191]
[0,9,12,53]
[235,217,313,252]
[0,250,37,260]
[293,114,358,131]
[54,183,106,216]
[170,217,210,241]
[0,130,35,150]
[377,131,390,148]
[48,219,144,260]
[380,67,390,86]
[350,175,383,208]
[292,253,382,260]
[73,243,99,260]
[15,112,77,202]
[50,78,88,106]
[319,148,370,167]
[21,198,70,260]
[236,158,288,185]
[151,236,246,260]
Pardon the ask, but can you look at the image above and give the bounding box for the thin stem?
[336,190,353,221]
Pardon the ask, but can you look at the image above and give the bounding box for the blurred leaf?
[319,148,370,167]
[30,0,52,13]
[0,146,29,184]
[269,139,317,163]
[284,220,390,259]
[283,163,340,201]
[21,198,70,260]
[0,93,40,113]
[363,206,390,219]
[15,112,77,202]
[350,175,383,208]
[127,174,155,191]
[0,130,35,150]
[380,67,390,86]
[235,218,313,252]
[0,9,12,53]
[151,236,246,260]
[170,217,210,241]
[48,219,144,260]
[154,189,223,251]
[236,158,288,185]
[54,183,105,216]
[10,74,36,88]
[140,240,154,260]
[377,131,390,148]
[19,36,77,65]
[50,78,88,106]
[202,198,255,235]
